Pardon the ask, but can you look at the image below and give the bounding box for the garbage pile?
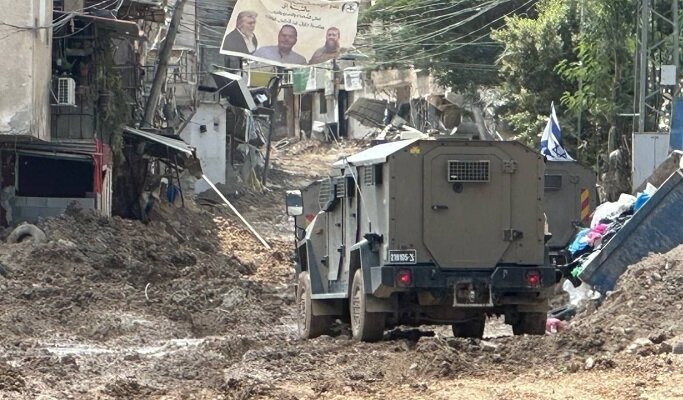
[566,184,657,280]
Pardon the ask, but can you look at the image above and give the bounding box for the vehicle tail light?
[526,270,541,287]
[396,269,412,287]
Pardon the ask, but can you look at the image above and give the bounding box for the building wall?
[0,0,52,140]
[311,92,337,125]
[179,102,226,194]
[13,197,95,225]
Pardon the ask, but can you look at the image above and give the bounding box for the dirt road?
[1,139,681,399]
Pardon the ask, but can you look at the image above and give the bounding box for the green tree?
[555,0,637,163]
[491,0,579,147]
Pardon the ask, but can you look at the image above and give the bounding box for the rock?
[652,272,662,281]
[57,239,77,248]
[658,342,673,354]
[649,332,669,344]
[673,341,683,355]
[584,357,595,370]
[409,363,418,370]
[480,341,499,353]
[627,338,652,354]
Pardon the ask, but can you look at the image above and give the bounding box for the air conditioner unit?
[57,77,76,106]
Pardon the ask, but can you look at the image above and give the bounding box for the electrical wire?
[53,22,93,39]
[361,0,536,68]
[359,0,510,54]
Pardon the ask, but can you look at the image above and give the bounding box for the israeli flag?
[540,103,574,161]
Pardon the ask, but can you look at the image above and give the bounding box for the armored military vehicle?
[286,139,563,342]
[543,161,598,265]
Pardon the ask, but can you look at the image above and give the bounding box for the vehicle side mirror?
[285,190,303,216]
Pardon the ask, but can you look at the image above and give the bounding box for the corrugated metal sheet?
[123,126,194,156]
[346,98,390,129]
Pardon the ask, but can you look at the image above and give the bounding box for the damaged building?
[0,0,201,226]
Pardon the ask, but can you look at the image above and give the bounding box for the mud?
[0,138,681,399]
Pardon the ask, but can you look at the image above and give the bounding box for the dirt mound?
[568,244,683,354]
[450,245,683,374]
[0,205,291,343]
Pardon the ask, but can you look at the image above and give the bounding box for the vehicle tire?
[296,271,331,339]
[6,223,46,244]
[350,269,385,342]
[512,312,547,335]
[451,314,486,338]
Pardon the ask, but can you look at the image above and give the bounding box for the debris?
[545,318,563,334]
[673,340,683,355]
[584,357,595,370]
[6,223,47,244]
[145,283,151,301]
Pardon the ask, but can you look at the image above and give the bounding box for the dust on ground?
[1,138,682,399]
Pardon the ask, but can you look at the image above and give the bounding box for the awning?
[16,149,92,161]
[123,126,203,177]
[124,127,194,156]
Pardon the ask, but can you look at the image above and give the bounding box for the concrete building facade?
[0,0,52,140]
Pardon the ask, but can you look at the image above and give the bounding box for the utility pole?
[142,0,188,128]
[633,0,680,190]
[636,0,680,134]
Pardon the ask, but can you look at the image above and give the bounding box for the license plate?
[388,250,416,264]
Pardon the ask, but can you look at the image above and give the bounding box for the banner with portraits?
[219,0,360,67]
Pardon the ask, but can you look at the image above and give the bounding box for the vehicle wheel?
[350,269,385,342]
[296,271,330,339]
[512,312,547,335]
[451,314,486,338]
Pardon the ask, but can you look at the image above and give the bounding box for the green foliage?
[554,0,637,162]
[491,0,578,146]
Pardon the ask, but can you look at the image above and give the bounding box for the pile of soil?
[0,200,295,398]
[439,245,683,374]
[0,205,290,343]
[569,244,683,354]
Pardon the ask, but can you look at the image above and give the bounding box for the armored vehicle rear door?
[422,147,516,268]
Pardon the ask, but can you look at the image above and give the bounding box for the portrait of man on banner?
[309,27,346,65]
[253,25,307,65]
[220,0,360,68]
[221,11,259,54]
